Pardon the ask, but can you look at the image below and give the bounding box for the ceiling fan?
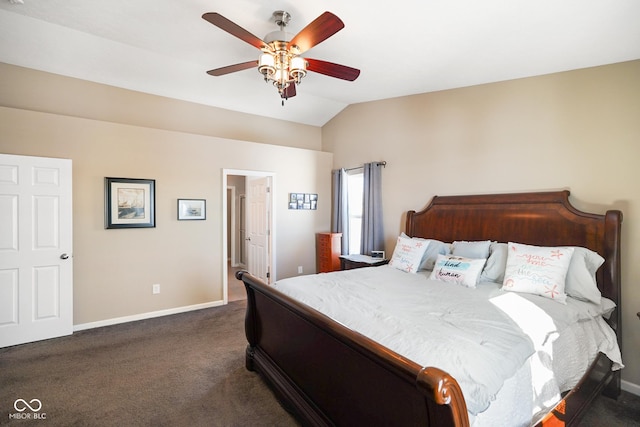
[202,10,360,103]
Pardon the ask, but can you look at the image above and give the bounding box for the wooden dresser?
[316,232,342,273]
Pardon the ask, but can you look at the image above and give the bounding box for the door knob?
[246,237,251,241]
[60,253,69,260]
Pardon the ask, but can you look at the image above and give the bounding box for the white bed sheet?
[273,265,622,426]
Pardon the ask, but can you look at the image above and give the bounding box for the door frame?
[227,185,237,267]
[222,169,276,303]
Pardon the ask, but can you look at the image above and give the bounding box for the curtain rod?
[344,161,386,172]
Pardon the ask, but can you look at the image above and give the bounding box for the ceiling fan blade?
[202,13,269,50]
[288,12,344,55]
[282,83,297,99]
[306,58,360,81]
[207,60,257,76]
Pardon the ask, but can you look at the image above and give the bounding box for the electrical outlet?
[152,284,160,294]
[298,266,303,274]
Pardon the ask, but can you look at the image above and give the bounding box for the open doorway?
[226,181,245,302]
[223,170,275,303]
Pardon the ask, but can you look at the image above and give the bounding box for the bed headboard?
[406,190,622,335]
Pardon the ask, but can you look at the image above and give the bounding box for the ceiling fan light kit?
[202,10,360,104]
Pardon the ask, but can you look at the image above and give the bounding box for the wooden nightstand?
[340,254,389,270]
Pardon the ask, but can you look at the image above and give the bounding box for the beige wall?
[323,60,640,390]
[0,63,332,326]
[0,63,322,151]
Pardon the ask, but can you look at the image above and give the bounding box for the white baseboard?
[622,379,640,396]
[73,300,225,332]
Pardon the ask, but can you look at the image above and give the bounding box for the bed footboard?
[237,270,469,427]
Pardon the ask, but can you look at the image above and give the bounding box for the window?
[346,170,363,254]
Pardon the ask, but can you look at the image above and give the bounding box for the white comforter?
[273,265,622,425]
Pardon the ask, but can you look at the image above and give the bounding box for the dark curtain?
[361,162,384,255]
[331,168,349,255]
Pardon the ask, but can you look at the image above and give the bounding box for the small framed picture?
[288,193,318,210]
[178,199,206,220]
[105,177,155,229]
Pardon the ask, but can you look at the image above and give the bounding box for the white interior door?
[0,154,73,347]
[246,176,271,283]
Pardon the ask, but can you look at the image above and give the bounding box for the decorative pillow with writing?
[502,242,574,303]
[429,254,487,288]
[452,240,491,259]
[399,233,450,271]
[564,246,604,304]
[389,235,429,273]
[479,242,509,283]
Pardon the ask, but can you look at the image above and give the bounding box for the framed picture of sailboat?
[105,177,156,229]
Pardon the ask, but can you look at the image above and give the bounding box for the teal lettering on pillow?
[429,254,487,288]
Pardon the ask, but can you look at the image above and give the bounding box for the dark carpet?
[0,300,298,427]
[1,300,638,426]
[580,389,640,426]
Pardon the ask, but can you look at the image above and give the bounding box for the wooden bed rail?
[236,269,470,427]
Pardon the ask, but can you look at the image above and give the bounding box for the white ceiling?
[1,0,639,126]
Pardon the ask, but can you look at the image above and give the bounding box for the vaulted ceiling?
[1,0,639,126]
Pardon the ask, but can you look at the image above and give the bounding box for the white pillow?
[452,240,491,259]
[389,234,430,273]
[502,242,574,304]
[399,233,450,271]
[564,247,604,304]
[430,254,487,288]
[480,242,509,283]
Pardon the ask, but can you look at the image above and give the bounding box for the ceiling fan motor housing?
[264,31,294,44]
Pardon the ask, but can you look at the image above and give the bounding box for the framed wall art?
[288,193,317,210]
[178,199,206,220]
[105,177,156,229]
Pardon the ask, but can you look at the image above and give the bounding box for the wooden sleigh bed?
[236,191,622,426]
